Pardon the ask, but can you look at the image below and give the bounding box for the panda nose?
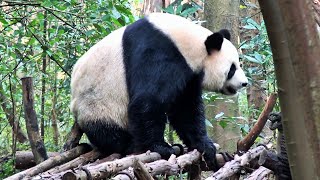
[242,82,248,87]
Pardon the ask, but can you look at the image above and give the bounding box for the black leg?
[168,75,218,171]
[81,120,132,156]
[128,96,175,159]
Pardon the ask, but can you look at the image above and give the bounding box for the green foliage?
[0,0,135,176]
[240,18,276,92]
[163,0,202,19]
[0,158,15,179]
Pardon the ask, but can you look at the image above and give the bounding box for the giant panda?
[71,13,248,170]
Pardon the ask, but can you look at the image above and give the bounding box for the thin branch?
[237,93,278,152]
[43,7,86,36]
[26,28,71,77]
[0,2,40,8]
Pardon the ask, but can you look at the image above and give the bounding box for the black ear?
[205,32,224,54]
[219,29,231,40]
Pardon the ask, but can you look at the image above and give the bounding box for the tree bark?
[40,10,48,141]
[244,166,272,180]
[206,146,266,180]
[258,0,320,178]
[51,65,59,146]
[21,77,48,164]
[141,0,163,15]
[15,151,59,170]
[5,144,91,180]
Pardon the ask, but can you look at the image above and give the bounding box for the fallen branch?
[206,146,266,180]
[15,151,59,169]
[244,166,272,180]
[61,151,162,179]
[39,149,101,175]
[133,159,155,180]
[237,93,277,152]
[5,144,91,180]
[113,150,226,179]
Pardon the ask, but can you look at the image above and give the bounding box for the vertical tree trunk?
[52,66,59,146]
[141,0,163,15]
[40,11,48,141]
[258,0,320,178]
[204,0,241,152]
[22,77,48,164]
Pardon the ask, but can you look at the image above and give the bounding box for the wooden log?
[21,77,48,164]
[206,146,266,180]
[41,149,101,175]
[237,93,277,152]
[112,168,136,180]
[61,151,162,180]
[113,150,226,179]
[5,144,91,180]
[15,151,59,169]
[244,166,272,180]
[132,159,154,180]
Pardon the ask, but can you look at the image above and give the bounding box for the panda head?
[202,29,248,95]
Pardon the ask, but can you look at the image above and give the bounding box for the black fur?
[219,29,231,41]
[205,32,224,54]
[81,120,133,155]
[227,63,236,80]
[120,18,218,170]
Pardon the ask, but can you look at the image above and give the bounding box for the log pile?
[4,93,290,180]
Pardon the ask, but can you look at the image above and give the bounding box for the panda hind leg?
[81,119,133,156]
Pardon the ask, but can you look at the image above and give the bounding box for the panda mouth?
[220,86,237,95]
[227,87,237,94]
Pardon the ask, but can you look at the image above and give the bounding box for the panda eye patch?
[227,63,236,80]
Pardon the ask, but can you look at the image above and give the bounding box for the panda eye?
[227,63,236,80]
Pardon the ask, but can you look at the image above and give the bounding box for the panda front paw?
[191,138,219,171]
[149,142,175,159]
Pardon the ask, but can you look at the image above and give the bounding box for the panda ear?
[205,32,224,54]
[219,29,231,41]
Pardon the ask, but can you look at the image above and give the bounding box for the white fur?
[203,39,248,93]
[147,13,247,93]
[71,27,129,128]
[147,13,211,72]
[71,13,248,129]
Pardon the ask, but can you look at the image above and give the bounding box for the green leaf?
[219,120,228,129]
[180,7,199,17]
[243,55,262,64]
[163,5,175,14]
[112,8,121,19]
[0,16,9,25]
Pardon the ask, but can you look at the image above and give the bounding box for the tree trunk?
[21,77,48,164]
[40,11,48,141]
[258,0,320,178]
[141,0,163,15]
[51,65,59,146]
[204,0,241,152]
